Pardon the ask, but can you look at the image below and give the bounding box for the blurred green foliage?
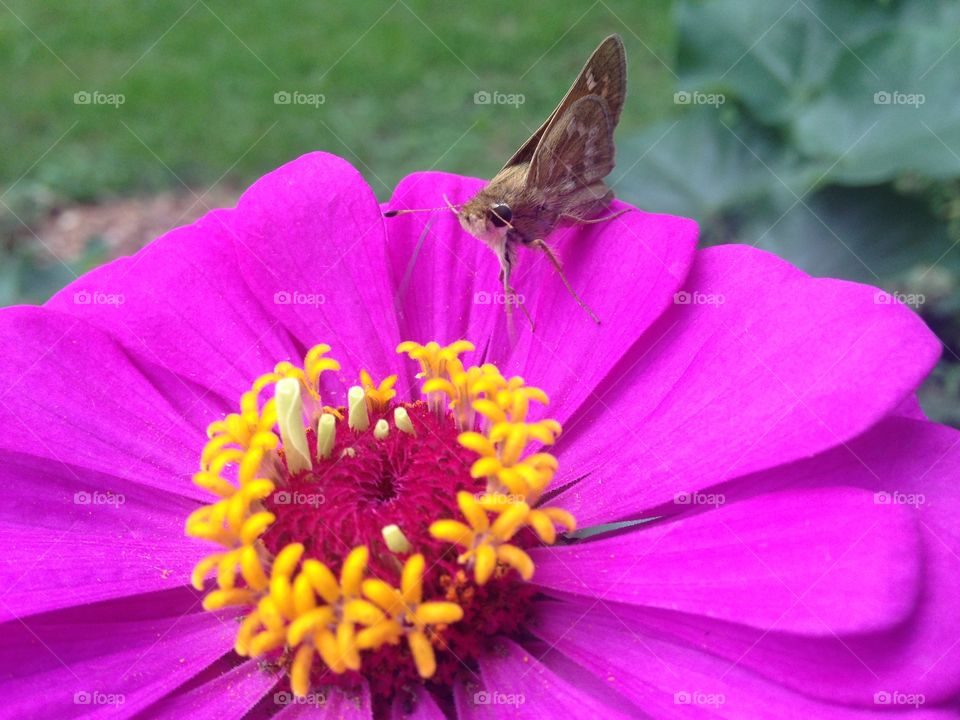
[615,0,960,424]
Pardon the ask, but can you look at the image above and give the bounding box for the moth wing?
[499,34,626,171]
[527,95,615,191]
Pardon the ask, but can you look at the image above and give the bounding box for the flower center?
[185,341,574,709]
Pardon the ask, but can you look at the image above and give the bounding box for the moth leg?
[559,208,632,225]
[531,239,601,325]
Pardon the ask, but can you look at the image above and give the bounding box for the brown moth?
[387,34,628,325]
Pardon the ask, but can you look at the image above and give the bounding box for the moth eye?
[490,203,512,227]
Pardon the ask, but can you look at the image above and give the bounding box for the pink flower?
[1,152,957,718]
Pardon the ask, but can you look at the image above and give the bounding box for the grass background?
[0,1,673,201]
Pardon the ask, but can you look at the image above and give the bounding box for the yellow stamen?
[188,337,573,695]
[360,370,397,413]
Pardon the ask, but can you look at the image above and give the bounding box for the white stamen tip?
[341,447,356,458]
[275,378,312,473]
[394,407,415,435]
[316,413,337,460]
[348,386,370,431]
[382,524,412,553]
[373,418,389,440]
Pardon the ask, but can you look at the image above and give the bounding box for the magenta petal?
[382,171,503,362]
[686,417,960,703]
[44,212,297,407]
[273,683,372,718]
[0,452,203,620]
[529,599,956,718]
[48,152,408,402]
[552,244,941,525]
[0,307,207,500]
[532,486,920,635]
[142,659,277,718]
[504,203,696,427]
[0,588,233,718]
[452,638,637,719]
[384,171,698,426]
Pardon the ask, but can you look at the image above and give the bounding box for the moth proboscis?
[385,34,629,329]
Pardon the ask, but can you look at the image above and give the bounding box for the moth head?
[456,199,509,243]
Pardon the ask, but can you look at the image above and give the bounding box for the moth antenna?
[531,239,600,324]
[441,194,462,216]
[383,206,454,217]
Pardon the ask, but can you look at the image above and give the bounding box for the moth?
[386,34,628,326]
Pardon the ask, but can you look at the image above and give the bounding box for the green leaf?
[732,185,957,284]
[792,17,960,183]
[676,0,889,127]
[615,108,823,223]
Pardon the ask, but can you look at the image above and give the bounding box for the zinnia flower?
[2,152,958,719]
